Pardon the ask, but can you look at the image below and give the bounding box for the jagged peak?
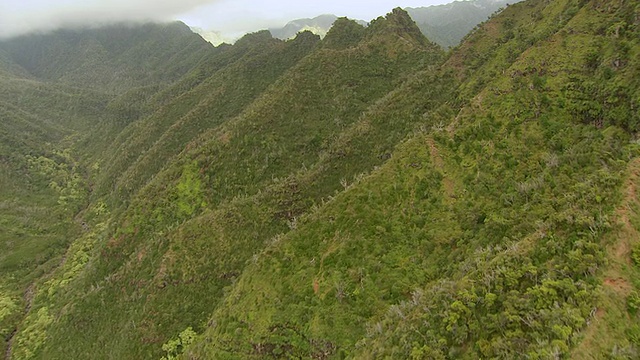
[321,17,366,49]
[366,7,431,46]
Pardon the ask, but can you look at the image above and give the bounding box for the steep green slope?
[92,30,320,208]
[0,75,102,357]
[0,21,216,177]
[181,0,640,358]
[11,10,447,360]
[0,22,213,93]
[0,22,214,359]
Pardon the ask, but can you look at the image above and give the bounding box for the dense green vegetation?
[0,22,214,358]
[1,0,639,359]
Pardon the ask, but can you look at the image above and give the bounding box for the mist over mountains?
[0,0,219,39]
[269,14,369,41]
[1,0,639,359]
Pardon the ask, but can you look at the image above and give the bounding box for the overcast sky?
[0,0,452,41]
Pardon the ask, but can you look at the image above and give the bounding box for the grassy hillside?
[0,72,101,358]
[1,1,639,359]
[0,22,214,358]
[183,0,640,358]
[91,30,320,209]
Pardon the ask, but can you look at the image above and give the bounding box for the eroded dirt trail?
[426,136,455,198]
[573,157,640,357]
[605,158,640,294]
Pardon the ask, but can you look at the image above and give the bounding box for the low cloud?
[0,0,453,41]
[0,0,221,39]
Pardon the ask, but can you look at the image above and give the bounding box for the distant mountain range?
[269,14,368,41]
[268,0,522,48]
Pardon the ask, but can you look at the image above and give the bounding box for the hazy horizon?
[1,0,452,42]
